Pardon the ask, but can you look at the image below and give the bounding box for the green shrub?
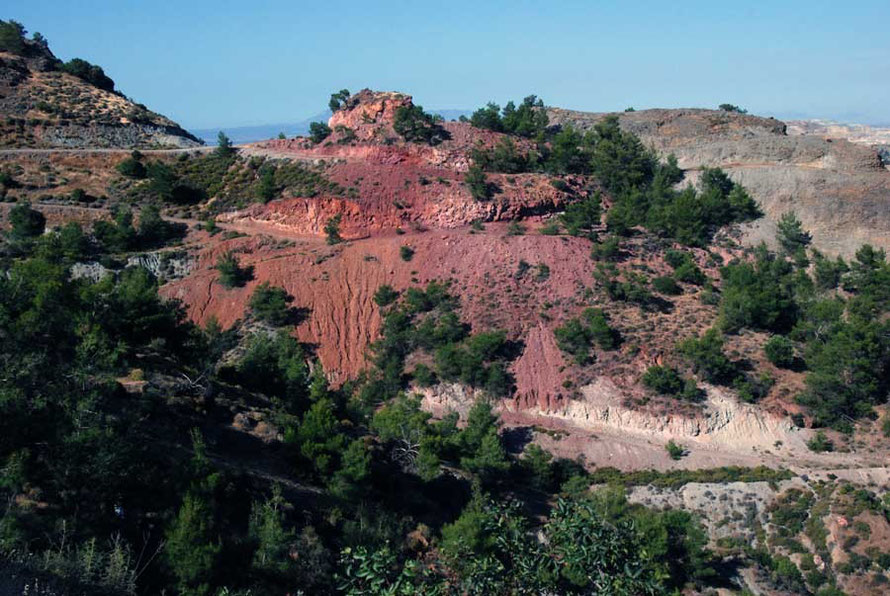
[776,211,812,254]
[215,251,254,288]
[412,363,436,387]
[0,20,27,54]
[666,440,685,460]
[399,246,415,261]
[560,193,602,238]
[7,201,45,240]
[464,164,492,201]
[719,103,747,113]
[677,328,737,384]
[215,132,235,157]
[249,282,294,326]
[554,308,619,363]
[764,335,795,368]
[506,221,526,236]
[373,285,399,307]
[469,95,548,138]
[652,275,681,295]
[470,137,534,173]
[309,121,332,143]
[642,366,684,394]
[807,431,834,453]
[61,57,115,92]
[591,236,620,261]
[539,222,561,235]
[393,104,447,145]
[324,214,342,245]
[116,156,147,179]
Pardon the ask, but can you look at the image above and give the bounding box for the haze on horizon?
[5,0,889,130]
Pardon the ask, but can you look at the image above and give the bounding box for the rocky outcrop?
[327,89,412,141]
[548,107,890,257]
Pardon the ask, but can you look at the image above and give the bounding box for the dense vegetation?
[469,95,549,138]
[468,103,760,246]
[0,212,732,592]
[662,227,890,430]
[393,104,449,145]
[4,72,887,593]
[60,57,116,92]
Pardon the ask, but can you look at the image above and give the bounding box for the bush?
[560,194,602,239]
[116,156,147,179]
[719,104,747,113]
[250,282,294,326]
[215,132,235,157]
[399,246,415,261]
[591,236,620,261]
[412,363,436,387]
[393,105,447,145]
[652,275,681,295]
[666,440,685,460]
[764,335,795,368]
[718,247,796,334]
[137,203,186,248]
[61,57,115,92]
[373,285,399,307]
[309,121,332,144]
[677,328,737,384]
[777,212,812,254]
[7,201,46,240]
[470,137,533,173]
[464,164,492,201]
[642,366,684,395]
[469,95,548,138]
[807,431,834,453]
[665,249,707,284]
[554,308,619,363]
[215,251,254,288]
[324,214,342,245]
[0,20,27,55]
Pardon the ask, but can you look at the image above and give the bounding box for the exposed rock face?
[0,38,201,148]
[548,107,890,257]
[327,89,412,141]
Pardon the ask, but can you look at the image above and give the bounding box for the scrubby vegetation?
[554,307,620,364]
[60,57,116,92]
[360,281,517,403]
[215,251,254,288]
[121,152,342,213]
[393,104,449,145]
[309,121,332,143]
[249,282,296,325]
[469,95,549,138]
[1,219,741,592]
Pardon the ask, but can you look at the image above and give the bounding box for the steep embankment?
[158,92,854,470]
[0,35,201,148]
[548,107,890,256]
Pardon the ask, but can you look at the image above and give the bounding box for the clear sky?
[5,1,889,129]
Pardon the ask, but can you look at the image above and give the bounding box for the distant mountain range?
[191,109,473,145]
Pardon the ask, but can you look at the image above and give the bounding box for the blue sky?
[6,1,889,129]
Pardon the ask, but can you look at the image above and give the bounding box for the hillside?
[0,20,201,148]
[4,86,890,595]
[548,107,890,257]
